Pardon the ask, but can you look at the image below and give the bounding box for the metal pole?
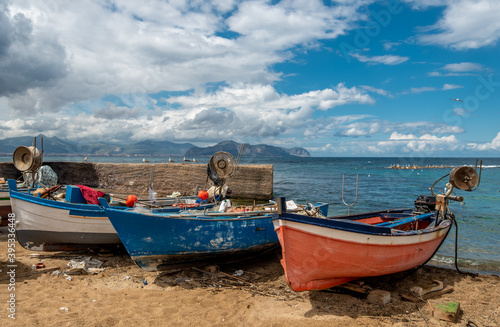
[342,174,358,215]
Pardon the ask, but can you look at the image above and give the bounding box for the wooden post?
[277,197,286,215]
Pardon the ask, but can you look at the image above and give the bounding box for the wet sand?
[1,228,499,327]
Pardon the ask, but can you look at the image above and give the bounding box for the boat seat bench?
[375,212,434,228]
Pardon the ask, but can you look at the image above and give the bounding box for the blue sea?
[3,155,499,274]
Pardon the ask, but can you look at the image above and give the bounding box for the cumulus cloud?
[377,132,462,153]
[416,0,500,50]
[165,83,374,113]
[93,104,143,120]
[0,4,67,110]
[0,0,496,157]
[0,0,367,117]
[303,117,464,144]
[0,82,374,144]
[469,132,500,151]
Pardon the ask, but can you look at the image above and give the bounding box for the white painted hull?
[10,191,120,250]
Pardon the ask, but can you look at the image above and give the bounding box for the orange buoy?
[198,190,209,201]
[126,194,138,207]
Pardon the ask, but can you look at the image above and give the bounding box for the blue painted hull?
[104,207,279,271]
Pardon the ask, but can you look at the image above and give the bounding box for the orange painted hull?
[273,214,451,291]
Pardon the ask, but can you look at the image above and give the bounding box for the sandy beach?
[1,227,498,327]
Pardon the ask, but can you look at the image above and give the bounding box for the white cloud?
[470,132,500,151]
[442,62,485,72]
[382,41,402,51]
[360,85,390,97]
[227,0,360,49]
[350,53,409,65]
[417,0,500,50]
[0,0,367,117]
[378,132,461,153]
[408,86,436,94]
[166,83,374,112]
[339,121,381,136]
[453,108,467,116]
[402,0,449,10]
[0,0,496,157]
[442,83,463,90]
[0,83,374,144]
[389,132,417,140]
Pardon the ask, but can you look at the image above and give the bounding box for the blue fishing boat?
[7,179,213,251]
[100,199,328,271]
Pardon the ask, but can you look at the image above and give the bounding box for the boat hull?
[273,212,451,291]
[104,207,279,271]
[0,190,12,226]
[10,190,121,250]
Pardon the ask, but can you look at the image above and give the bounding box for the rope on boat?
[450,212,463,274]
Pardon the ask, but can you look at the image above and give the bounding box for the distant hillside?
[0,135,310,158]
[0,134,195,157]
[76,140,195,156]
[184,141,310,158]
[0,134,77,155]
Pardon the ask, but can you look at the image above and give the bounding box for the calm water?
[2,155,499,273]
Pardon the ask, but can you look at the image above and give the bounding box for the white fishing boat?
[8,180,122,250]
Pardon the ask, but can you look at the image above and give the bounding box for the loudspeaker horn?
[449,166,479,191]
[12,146,42,172]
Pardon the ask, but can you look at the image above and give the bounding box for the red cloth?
[76,185,106,205]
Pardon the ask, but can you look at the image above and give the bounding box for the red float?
[197,190,209,201]
[126,194,138,207]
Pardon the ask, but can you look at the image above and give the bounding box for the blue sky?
[0,0,499,157]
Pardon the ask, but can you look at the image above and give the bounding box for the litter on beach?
[64,256,104,275]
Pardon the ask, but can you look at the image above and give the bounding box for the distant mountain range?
[0,135,310,158]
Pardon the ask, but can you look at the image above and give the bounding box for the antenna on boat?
[234,143,245,173]
[148,169,156,203]
[342,174,358,215]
